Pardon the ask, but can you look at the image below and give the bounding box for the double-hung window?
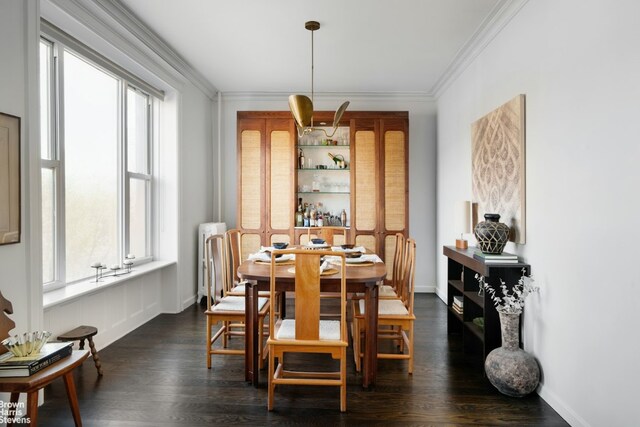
[40,28,158,290]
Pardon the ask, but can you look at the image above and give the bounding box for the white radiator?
[197,222,227,303]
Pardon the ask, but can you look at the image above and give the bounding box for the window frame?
[40,33,156,291]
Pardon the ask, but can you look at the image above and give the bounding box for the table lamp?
[455,201,471,249]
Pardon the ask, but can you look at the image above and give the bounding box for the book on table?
[473,250,519,263]
[0,342,73,377]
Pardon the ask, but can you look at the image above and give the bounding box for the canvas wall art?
[0,112,20,245]
[471,95,525,244]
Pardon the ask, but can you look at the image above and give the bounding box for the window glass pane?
[40,40,52,160]
[41,168,55,283]
[64,50,119,282]
[129,178,148,258]
[127,88,149,174]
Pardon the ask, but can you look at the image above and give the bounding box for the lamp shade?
[289,95,313,129]
[455,201,472,234]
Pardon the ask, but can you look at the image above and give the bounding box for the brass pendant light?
[289,21,349,138]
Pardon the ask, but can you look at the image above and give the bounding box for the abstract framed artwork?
[0,112,20,245]
[471,95,525,244]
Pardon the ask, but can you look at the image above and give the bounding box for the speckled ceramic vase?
[484,312,540,397]
[474,213,510,254]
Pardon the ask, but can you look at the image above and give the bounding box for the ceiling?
[118,0,500,95]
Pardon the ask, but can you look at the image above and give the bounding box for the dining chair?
[267,249,348,412]
[352,238,416,373]
[204,234,270,369]
[305,226,349,246]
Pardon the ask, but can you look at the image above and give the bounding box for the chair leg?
[222,321,229,348]
[408,323,414,375]
[258,315,265,370]
[352,317,361,372]
[206,317,212,369]
[268,347,275,411]
[340,346,347,412]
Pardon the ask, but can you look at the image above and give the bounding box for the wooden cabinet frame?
[237,111,408,271]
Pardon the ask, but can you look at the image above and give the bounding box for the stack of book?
[474,250,519,264]
[452,295,463,315]
[0,342,73,377]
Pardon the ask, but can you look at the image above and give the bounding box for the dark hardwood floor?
[37,294,566,426]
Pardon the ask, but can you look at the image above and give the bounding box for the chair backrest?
[269,249,347,342]
[391,233,406,290]
[225,229,242,287]
[204,234,228,309]
[306,227,348,246]
[398,239,416,314]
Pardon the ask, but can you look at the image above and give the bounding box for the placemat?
[343,261,375,267]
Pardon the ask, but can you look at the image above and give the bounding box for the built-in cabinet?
[237,115,296,261]
[237,111,408,280]
[352,117,409,281]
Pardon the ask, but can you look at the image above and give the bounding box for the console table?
[443,246,531,360]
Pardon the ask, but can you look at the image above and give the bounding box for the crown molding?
[49,0,217,99]
[431,0,530,98]
[221,91,435,103]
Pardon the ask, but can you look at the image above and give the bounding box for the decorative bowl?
[311,238,326,245]
[341,244,355,250]
[1,331,52,357]
[345,252,363,259]
[272,242,288,250]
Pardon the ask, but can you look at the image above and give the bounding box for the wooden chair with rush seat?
[267,249,349,412]
[352,238,417,373]
[204,234,270,369]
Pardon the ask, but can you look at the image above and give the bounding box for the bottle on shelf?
[317,212,324,227]
[296,198,303,227]
[309,205,317,227]
[298,149,305,169]
[340,209,347,227]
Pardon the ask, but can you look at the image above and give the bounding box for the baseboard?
[182,294,197,310]
[415,284,436,293]
[537,384,588,427]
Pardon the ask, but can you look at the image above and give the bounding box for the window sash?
[40,32,155,288]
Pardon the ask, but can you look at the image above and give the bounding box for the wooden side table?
[0,350,89,426]
[57,326,103,376]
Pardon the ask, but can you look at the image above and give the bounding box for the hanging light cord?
[310,27,314,127]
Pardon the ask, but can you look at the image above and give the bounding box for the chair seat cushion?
[212,296,267,312]
[358,298,408,316]
[355,285,397,299]
[231,283,246,293]
[379,285,398,297]
[275,319,341,341]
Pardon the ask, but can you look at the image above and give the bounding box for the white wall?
[436,1,640,425]
[0,0,38,335]
[178,83,214,309]
[220,94,437,292]
[0,0,215,358]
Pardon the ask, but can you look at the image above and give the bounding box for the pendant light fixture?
[289,21,349,138]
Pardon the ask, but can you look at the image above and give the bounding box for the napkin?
[320,260,330,273]
[331,246,367,253]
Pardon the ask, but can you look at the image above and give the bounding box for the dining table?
[238,247,387,388]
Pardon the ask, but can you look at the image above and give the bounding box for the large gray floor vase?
[484,312,540,397]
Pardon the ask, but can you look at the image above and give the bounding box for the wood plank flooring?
[36,294,567,426]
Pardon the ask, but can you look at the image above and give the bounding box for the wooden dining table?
[238,251,387,388]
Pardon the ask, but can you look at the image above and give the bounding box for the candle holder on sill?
[90,262,106,283]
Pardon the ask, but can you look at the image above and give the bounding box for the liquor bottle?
[340,209,347,227]
[309,205,316,227]
[317,212,324,227]
[298,149,305,169]
[295,200,303,227]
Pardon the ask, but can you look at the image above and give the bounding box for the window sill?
[43,260,176,310]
